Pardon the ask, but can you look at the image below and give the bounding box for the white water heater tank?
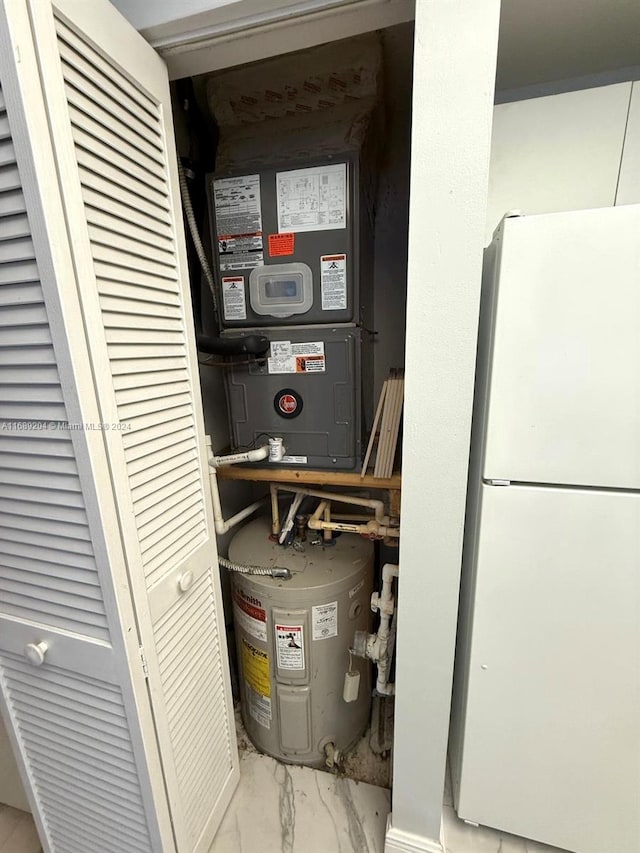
[229,517,374,767]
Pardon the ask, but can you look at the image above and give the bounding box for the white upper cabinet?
[487,83,633,244]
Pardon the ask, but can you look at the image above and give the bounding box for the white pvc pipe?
[373,563,399,696]
[209,465,266,536]
[307,499,399,539]
[272,484,387,523]
[210,445,270,467]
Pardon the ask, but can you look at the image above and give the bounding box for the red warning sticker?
[268,232,295,256]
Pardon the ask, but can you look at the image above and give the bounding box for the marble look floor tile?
[210,750,390,853]
[441,805,571,853]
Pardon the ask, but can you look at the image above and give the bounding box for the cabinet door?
[456,483,640,853]
[0,2,238,851]
[616,82,640,206]
[482,205,640,490]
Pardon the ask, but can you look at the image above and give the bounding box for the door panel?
[483,205,640,489]
[1,653,152,853]
[456,483,640,853]
[0,1,238,850]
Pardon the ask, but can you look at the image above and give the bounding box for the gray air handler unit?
[229,517,374,766]
[207,77,379,470]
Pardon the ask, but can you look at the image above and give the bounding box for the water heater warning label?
[233,588,266,642]
[275,624,305,670]
[312,601,338,640]
[241,637,271,730]
[321,254,347,310]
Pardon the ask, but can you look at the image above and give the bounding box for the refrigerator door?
[454,483,640,853]
[482,205,640,489]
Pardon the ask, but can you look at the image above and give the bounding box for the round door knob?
[178,570,194,593]
[25,642,48,667]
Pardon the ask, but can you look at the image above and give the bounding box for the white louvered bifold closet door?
[0,2,238,852]
[0,68,165,853]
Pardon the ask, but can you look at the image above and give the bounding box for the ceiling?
[110,0,640,90]
[497,0,640,91]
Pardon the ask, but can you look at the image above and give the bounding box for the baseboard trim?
[384,815,444,853]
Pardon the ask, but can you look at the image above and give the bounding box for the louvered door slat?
[75,148,170,213]
[104,311,184,334]
[0,300,47,325]
[0,138,15,166]
[122,417,193,454]
[0,450,78,474]
[0,165,20,193]
[70,108,165,181]
[0,495,87,525]
[83,189,174,242]
[0,343,56,364]
[92,230,176,272]
[128,436,196,479]
[137,490,201,545]
[0,188,26,215]
[39,789,151,847]
[35,752,147,807]
[0,212,30,239]
[0,234,33,261]
[117,381,191,409]
[19,713,138,760]
[61,69,162,153]
[113,367,189,392]
[73,130,169,199]
[57,25,159,123]
[89,213,174,257]
[80,170,172,227]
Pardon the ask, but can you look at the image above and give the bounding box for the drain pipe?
[207,438,285,536]
[271,483,398,539]
[353,563,399,696]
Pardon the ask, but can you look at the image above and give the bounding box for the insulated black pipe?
[196,333,270,356]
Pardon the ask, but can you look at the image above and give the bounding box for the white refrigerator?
[450,205,640,853]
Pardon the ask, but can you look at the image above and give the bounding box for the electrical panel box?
[208,154,360,328]
[225,326,362,470]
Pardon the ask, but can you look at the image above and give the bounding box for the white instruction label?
[312,601,338,641]
[275,624,305,670]
[267,341,325,374]
[214,174,264,270]
[277,163,347,233]
[281,455,308,465]
[221,276,246,320]
[321,253,347,310]
[234,602,265,642]
[245,683,271,729]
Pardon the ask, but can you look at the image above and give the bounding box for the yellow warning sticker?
[241,637,271,698]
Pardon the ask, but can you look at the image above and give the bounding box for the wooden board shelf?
[216,465,401,491]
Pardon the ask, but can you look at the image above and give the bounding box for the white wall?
[486,82,632,243]
[386,2,499,851]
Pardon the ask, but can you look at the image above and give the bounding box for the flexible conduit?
[218,555,291,580]
[177,157,219,320]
